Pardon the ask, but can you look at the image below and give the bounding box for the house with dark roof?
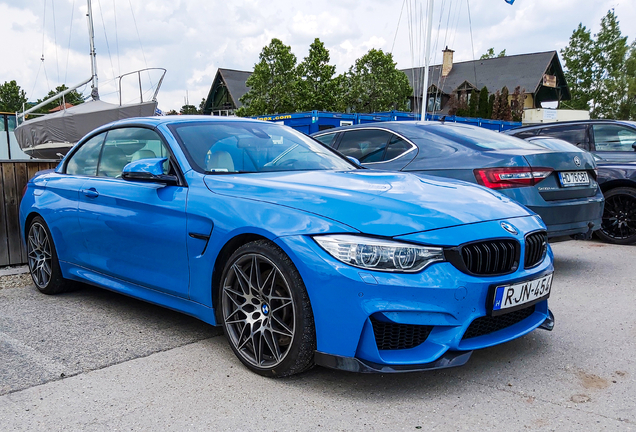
[202,50,570,116]
[201,68,252,115]
[402,49,570,114]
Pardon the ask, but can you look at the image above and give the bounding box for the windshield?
[170,121,355,173]
[423,123,542,150]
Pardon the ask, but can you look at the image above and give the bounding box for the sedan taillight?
[474,167,554,190]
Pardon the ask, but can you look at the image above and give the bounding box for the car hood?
[203,170,533,237]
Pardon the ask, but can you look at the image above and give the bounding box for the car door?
[591,124,636,162]
[50,131,107,268]
[77,126,190,298]
[335,129,417,170]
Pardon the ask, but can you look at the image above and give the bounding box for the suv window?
[66,132,107,176]
[592,124,636,152]
[337,129,392,163]
[98,128,169,177]
[538,125,588,149]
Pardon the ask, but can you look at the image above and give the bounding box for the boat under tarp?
[15,99,157,159]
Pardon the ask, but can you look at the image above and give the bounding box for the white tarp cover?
[15,100,158,159]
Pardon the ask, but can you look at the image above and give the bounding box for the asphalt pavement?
[0,240,634,431]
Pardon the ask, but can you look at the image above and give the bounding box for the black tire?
[597,187,636,245]
[26,216,72,294]
[219,240,316,377]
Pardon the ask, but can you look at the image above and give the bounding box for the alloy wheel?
[601,193,636,241]
[27,222,53,288]
[222,253,296,369]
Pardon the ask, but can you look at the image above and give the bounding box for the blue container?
[251,111,521,134]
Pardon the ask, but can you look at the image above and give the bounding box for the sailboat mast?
[86,0,99,100]
[421,0,434,120]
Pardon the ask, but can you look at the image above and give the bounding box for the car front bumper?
[276,215,555,372]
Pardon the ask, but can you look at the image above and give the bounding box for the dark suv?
[505,120,636,162]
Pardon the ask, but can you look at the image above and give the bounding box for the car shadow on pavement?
[283,331,553,400]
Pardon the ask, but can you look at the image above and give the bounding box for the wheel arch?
[599,179,636,193]
[211,232,270,320]
[24,211,43,239]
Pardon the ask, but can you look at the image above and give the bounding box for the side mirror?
[347,156,362,166]
[632,142,636,151]
[122,158,178,185]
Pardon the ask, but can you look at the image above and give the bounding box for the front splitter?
[314,350,472,374]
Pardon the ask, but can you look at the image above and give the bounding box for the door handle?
[82,188,99,198]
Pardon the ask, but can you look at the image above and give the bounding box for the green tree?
[468,89,479,117]
[238,38,298,116]
[342,48,412,113]
[36,85,85,113]
[511,86,526,122]
[478,86,489,118]
[499,87,512,121]
[619,43,636,120]
[0,80,28,112]
[561,23,595,111]
[180,104,198,115]
[491,90,501,119]
[487,93,495,119]
[480,48,506,60]
[198,98,206,114]
[455,93,469,117]
[561,10,630,118]
[296,38,339,112]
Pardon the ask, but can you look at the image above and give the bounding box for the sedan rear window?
[425,124,540,150]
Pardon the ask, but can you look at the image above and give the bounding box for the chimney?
[442,46,454,77]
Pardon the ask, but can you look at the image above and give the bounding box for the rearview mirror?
[121,158,178,185]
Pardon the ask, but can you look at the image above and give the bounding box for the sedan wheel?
[27,216,70,294]
[220,240,315,377]
[598,187,636,245]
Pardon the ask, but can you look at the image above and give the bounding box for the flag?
[505,0,515,4]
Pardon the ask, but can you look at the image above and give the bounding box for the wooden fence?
[1,160,58,267]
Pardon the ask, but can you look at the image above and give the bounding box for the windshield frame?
[168,120,358,175]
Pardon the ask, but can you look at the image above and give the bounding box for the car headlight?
[313,234,445,273]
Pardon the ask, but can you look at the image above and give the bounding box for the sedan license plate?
[492,274,552,316]
[559,171,589,187]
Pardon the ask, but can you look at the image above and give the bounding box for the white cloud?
[0,0,634,112]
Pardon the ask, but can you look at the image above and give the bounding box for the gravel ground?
[0,273,33,289]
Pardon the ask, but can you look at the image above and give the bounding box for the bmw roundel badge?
[574,156,581,167]
[501,222,518,235]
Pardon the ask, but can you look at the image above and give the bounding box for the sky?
[0,0,634,112]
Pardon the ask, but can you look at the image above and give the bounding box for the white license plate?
[559,171,589,187]
[492,273,552,315]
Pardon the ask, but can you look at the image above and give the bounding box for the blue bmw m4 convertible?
[20,116,554,377]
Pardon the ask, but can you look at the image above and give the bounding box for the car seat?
[206,150,235,172]
[98,146,129,177]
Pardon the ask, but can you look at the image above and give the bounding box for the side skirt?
[59,261,219,326]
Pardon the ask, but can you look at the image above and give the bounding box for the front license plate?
[559,171,589,187]
[492,274,552,316]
